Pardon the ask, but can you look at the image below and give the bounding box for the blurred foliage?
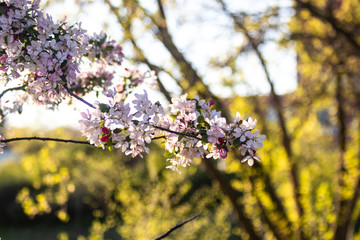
[1,128,233,239]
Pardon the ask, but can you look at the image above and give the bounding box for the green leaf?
[99,103,110,113]
[107,138,113,151]
[133,120,139,125]
[202,134,208,143]
[197,115,205,123]
[199,129,207,135]
[164,151,176,158]
[26,26,38,37]
[233,138,242,148]
[113,128,121,134]
[100,34,107,45]
[19,33,26,43]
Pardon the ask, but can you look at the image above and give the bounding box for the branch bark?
[154,214,200,240]
[202,157,262,240]
[333,74,351,240]
[144,0,232,120]
[0,85,26,99]
[250,175,288,240]
[216,0,306,238]
[1,137,90,145]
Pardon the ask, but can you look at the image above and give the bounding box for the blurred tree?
[9,128,232,239]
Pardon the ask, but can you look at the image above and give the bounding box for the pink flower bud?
[220,149,227,159]
[4,8,9,13]
[218,137,225,145]
[101,135,108,142]
[67,55,73,60]
[252,149,256,155]
[209,100,215,106]
[101,127,109,134]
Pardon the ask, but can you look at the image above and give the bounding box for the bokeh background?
[1,0,360,239]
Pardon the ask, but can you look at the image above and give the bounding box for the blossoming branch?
[0,0,266,173]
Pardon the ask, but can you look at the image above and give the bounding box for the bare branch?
[1,135,165,145]
[154,214,200,240]
[152,125,201,141]
[65,86,95,109]
[0,85,26,99]
[1,136,90,145]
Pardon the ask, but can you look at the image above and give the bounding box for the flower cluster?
[79,90,164,157]
[72,63,115,95]
[85,32,124,65]
[80,91,266,173]
[160,95,266,172]
[0,0,124,105]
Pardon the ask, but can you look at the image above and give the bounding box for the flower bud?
[101,127,109,134]
[220,149,227,159]
[101,135,108,142]
[209,100,215,106]
[218,137,225,145]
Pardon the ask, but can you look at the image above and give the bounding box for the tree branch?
[333,74,351,239]
[140,1,232,120]
[1,136,166,145]
[65,86,95,109]
[250,174,288,240]
[216,0,305,238]
[340,75,360,239]
[154,213,200,240]
[0,85,26,99]
[1,137,90,145]
[202,157,262,240]
[152,125,201,141]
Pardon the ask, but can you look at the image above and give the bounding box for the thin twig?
[154,214,200,240]
[0,86,26,99]
[152,125,202,140]
[1,136,167,145]
[64,86,95,109]
[1,137,90,145]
